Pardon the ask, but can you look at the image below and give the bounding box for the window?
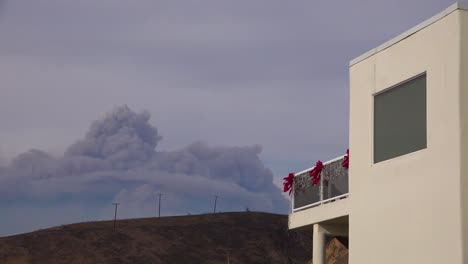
[374,73,427,163]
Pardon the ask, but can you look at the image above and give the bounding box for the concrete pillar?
[313,224,326,264]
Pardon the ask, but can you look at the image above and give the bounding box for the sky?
[0,0,460,236]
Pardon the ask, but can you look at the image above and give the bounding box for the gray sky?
[0,0,460,235]
[1,0,457,171]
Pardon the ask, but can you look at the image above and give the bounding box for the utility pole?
[113,203,119,231]
[158,193,162,218]
[213,195,219,214]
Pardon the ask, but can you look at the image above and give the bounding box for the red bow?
[342,149,349,169]
[283,173,295,194]
[309,160,324,186]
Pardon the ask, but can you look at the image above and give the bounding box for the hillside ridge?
[0,212,312,264]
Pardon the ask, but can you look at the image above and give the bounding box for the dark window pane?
[374,74,427,163]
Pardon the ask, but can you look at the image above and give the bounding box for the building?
[287,2,468,264]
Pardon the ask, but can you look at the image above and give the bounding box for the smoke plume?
[0,105,288,224]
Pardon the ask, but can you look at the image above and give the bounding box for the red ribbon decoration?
[342,149,349,169]
[283,173,295,194]
[309,160,324,186]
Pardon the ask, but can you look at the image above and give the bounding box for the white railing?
[292,156,349,213]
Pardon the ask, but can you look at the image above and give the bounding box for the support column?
[313,224,326,264]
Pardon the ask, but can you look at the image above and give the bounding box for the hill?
[0,212,312,264]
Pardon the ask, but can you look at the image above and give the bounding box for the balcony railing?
[292,156,349,212]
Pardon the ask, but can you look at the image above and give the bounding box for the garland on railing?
[283,173,295,194]
[342,149,349,169]
[309,160,324,186]
[283,149,349,195]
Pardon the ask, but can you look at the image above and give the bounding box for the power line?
[112,203,119,231]
[213,195,219,214]
[158,193,162,218]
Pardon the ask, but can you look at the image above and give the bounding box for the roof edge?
[349,2,468,67]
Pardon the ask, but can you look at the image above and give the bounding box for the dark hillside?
[0,212,312,264]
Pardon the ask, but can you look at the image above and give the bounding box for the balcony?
[292,156,349,213]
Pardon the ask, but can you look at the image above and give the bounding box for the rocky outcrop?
[325,237,348,264]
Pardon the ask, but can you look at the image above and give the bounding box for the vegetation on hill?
[0,212,312,264]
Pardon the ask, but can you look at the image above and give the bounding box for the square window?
[374,74,427,163]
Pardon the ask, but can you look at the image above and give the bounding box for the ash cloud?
[0,105,288,223]
[65,106,161,169]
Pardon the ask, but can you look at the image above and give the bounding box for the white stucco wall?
[459,9,468,264]
[289,199,349,229]
[349,8,464,264]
